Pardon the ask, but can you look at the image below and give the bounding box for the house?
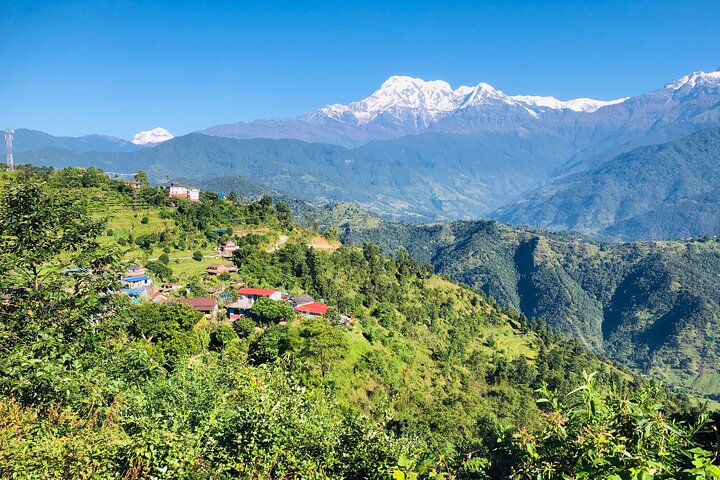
[126,180,142,189]
[120,287,147,302]
[179,297,218,318]
[237,287,282,302]
[126,264,145,276]
[289,294,315,307]
[206,263,239,275]
[162,282,183,291]
[294,301,328,318]
[226,298,254,320]
[207,285,226,295]
[150,291,168,303]
[121,275,153,290]
[167,183,201,202]
[219,241,238,257]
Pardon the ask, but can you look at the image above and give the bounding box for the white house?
[167,183,200,202]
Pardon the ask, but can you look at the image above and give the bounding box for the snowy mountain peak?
[665,70,720,90]
[132,127,174,145]
[510,95,629,113]
[312,75,631,126]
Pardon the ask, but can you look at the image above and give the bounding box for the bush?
[159,253,170,265]
[251,325,292,363]
[210,324,238,351]
[141,216,149,224]
[192,251,203,262]
[232,316,257,338]
[251,297,295,323]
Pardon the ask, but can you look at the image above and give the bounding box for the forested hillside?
[494,128,720,240]
[2,166,717,478]
[344,219,720,401]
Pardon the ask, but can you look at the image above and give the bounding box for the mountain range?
[494,128,720,240]
[8,68,720,239]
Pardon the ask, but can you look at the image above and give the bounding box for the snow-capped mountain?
[304,75,626,126]
[202,69,720,151]
[132,127,174,146]
[510,95,629,112]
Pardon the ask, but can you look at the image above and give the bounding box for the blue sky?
[1,0,718,139]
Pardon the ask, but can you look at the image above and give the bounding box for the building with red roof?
[237,287,282,301]
[294,301,328,318]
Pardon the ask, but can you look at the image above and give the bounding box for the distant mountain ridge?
[201,70,720,157]
[11,68,720,239]
[14,131,577,221]
[0,129,141,154]
[494,128,720,240]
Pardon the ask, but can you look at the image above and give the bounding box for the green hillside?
[0,166,717,479]
[344,218,720,401]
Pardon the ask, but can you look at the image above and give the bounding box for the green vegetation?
[0,167,717,478]
[251,297,295,323]
[345,218,720,402]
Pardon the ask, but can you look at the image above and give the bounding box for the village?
[111,179,333,324]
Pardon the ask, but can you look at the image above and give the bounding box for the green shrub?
[251,297,295,323]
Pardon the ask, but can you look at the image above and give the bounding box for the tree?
[251,297,295,323]
[159,253,170,265]
[146,260,173,281]
[134,170,149,185]
[298,318,348,377]
[0,178,120,404]
[192,250,203,261]
[0,180,112,289]
[251,325,292,363]
[275,201,293,227]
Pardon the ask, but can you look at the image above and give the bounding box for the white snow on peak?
[314,75,631,124]
[318,76,522,125]
[511,95,629,113]
[665,70,720,90]
[132,127,174,145]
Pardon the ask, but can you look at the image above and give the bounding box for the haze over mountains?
[9,68,720,240]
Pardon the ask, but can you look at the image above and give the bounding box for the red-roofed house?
[238,287,282,301]
[294,301,328,318]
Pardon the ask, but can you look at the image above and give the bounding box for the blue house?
[121,275,153,290]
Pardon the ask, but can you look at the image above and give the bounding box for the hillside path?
[267,235,289,252]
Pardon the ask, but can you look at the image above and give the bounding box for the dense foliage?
[345,218,720,403]
[0,169,717,478]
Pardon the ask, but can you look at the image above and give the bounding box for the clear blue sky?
[1,0,718,139]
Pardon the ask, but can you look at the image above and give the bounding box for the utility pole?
[5,129,14,171]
